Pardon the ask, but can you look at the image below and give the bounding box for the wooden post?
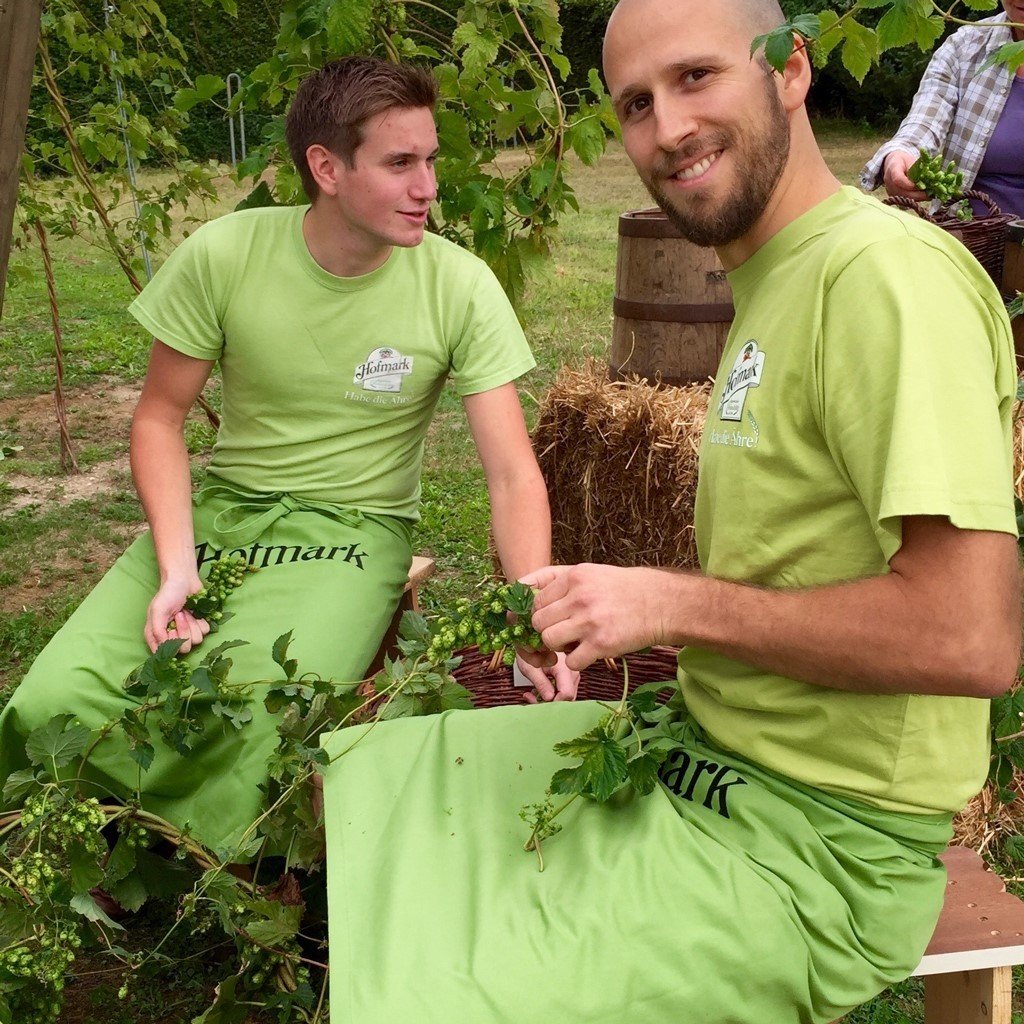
[0,0,43,320]
[924,967,1013,1024]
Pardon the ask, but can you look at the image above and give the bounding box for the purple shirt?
[972,75,1024,219]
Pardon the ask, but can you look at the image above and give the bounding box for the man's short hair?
[285,56,438,201]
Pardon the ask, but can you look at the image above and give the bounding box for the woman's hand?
[883,150,929,203]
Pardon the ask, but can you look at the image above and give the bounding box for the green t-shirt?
[679,186,1017,815]
[128,205,535,519]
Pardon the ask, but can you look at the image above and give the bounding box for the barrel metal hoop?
[613,297,735,323]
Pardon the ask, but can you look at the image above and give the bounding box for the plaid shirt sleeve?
[859,15,1013,192]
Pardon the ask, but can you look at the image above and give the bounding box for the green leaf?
[751,24,804,72]
[173,88,202,112]
[214,828,265,865]
[324,0,375,50]
[504,581,536,618]
[103,836,138,887]
[2,768,39,806]
[272,631,294,673]
[70,893,126,931]
[235,181,279,211]
[399,610,430,642]
[841,19,878,84]
[194,74,225,102]
[69,841,104,895]
[566,115,606,167]
[211,702,253,730]
[627,680,675,717]
[979,40,1024,76]
[197,869,243,932]
[914,15,944,52]
[246,899,303,946]
[264,682,310,715]
[626,750,666,796]
[552,724,630,802]
[108,872,149,913]
[876,5,915,51]
[133,848,191,899]
[120,708,155,771]
[432,680,475,713]
[453,23,500,81]
[815,10,843,63]
[190,666,219,697]
[191,974,248,1024]
[790,13,823,39]
[1004,834,1024,864]
[764,30,795,72]
[25,715,91,772]
[202,639,249,663]
[379,693,425,720]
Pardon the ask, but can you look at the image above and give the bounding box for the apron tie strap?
[195,482,365,547]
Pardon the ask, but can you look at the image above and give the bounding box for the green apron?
[0,478,412,850]
[321,701,951,1023]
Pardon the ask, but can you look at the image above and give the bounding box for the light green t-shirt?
[679,186,1017,816]
[128,205,535,519]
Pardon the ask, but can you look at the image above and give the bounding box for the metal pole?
[103,1,152,281]
[0,0,44,320]
[226,72,246,169]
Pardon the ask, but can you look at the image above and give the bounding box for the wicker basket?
[450,645,680,707]
[885,190,1015,285]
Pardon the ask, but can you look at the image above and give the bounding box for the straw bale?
[953,776,1024,857]
[532,359,710,570]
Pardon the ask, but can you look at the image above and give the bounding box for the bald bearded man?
[316,4,1021,1022]
[513,0,1021,1018]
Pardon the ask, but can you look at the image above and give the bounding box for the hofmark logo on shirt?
[353,346,414,393]
[718,340,765,422]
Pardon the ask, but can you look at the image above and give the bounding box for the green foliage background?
[34,0,941,169]
[147,0,953,164]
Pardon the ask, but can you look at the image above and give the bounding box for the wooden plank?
[405,555,436,593]
[923,966,1012,1024]
[0,0,43,319]
[914,847,1024,970]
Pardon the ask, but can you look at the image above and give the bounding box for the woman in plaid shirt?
[861,1,1024,219]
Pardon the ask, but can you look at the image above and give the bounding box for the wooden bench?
[366,555,436,676]
[905,846,1024,1023]
[839,846,1024,1023]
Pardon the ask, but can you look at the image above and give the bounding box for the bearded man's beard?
[643,78,790,248]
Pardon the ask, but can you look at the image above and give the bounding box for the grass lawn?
[9,120,1017,1022]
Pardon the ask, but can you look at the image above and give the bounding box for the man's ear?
[778,32,812,112]
[306,144,344,198]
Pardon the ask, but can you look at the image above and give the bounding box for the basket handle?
[962,188,1002,217]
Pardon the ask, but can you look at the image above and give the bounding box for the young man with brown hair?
[0,56,576,852]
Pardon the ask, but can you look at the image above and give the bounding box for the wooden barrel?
[1004,221,1024,365]
[610,208,734,385]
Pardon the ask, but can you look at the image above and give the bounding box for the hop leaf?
[551,723,630,803]
[25,715,92,772]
